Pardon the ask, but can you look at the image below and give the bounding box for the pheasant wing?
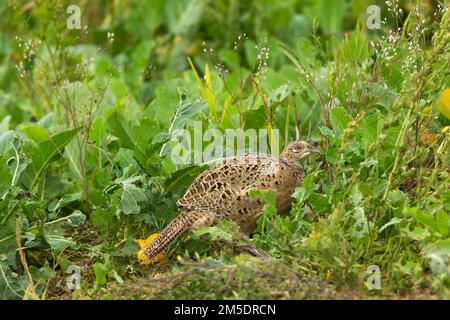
[177,154,280,211]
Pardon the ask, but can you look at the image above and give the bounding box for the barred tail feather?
[144,213,192,261]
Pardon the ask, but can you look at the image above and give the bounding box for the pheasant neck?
[280,156,304,174]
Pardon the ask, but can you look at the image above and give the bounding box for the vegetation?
[0,0,449,300]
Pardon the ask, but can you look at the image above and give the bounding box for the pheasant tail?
[144,211,203,262]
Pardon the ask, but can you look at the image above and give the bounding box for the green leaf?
[7,136,29,187]
[92,208,116,230]
[133,135,169,176]
[251,189,278,235]
[146,80,183,124]
[0,131,15,154]
[424,239,450,256]
[378,217,403,233]
[306,0,346,34]
[192,226,233,241]
[124,0,164,39]
[293,173,320,205]
[330,107,352,134]
[360,113,381,147]
[117,177,147,215]
[269,84,291,105]
[243,107,267,130]
[45,235,78,253]
[406,208,438,233]
[106,111,137,150]
[165,0,205,35]
[93,262,108,287]
[113,238,140,256]
[65,210,86,227]
[0,116,11,134]
[424,240,450,276]
[164,165,208,194]
[436,210,449,237]
[405,226,431,241]
[20,128,80,190]
[37,113,54,129]
[318,126,337,139]
[48,192,82,212]
[160,99,207,157]
[106,110,159,158]
[18,123,49,144]
[90,117,106,145]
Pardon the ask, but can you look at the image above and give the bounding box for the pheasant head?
[280,140,320,163]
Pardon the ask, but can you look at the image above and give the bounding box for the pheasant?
[142,140,320,265]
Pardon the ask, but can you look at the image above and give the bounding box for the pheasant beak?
[309,145,321,154]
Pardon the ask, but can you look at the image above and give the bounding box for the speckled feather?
[144,141,318,262]
[177,153,304,234]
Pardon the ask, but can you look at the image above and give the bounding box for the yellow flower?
[437,88,450,120]
[308,232,321,239]
[136,232,165,269]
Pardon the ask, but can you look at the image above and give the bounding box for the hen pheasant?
[143,140,320,264]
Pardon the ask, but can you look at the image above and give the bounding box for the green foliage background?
[0,0,449,299]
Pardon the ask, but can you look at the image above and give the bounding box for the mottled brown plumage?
[144,140,320,262]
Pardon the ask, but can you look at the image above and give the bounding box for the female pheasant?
[143,140,320,264]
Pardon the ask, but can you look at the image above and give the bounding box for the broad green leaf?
[133,135,169,176]
[193,226,233,241]
[18,124,49,144]
[20,128,80,190]
[48,192,82,212]
[308,193,331,214]
[106,110,158,152]
[7,136,29,187]
[307,0,346,34]
[406,208,438,232]
[0,116,11,134]
[251,189,278,235]
[318,126,337,139]
[424,239,450,256]
[293,173,320,205]
[113,238,140,257]
[146,80,183,124]
[0,131,15,154]
[92,208,116,230]
[269,84,291,105]
[65,210,87,227]
[45,235,78,253]
[361,113,381,146]
[164,164,208,194]
[296,38,315,63]
[165,0,205,35]
[37,113,54,129]
[107,110,165,175]
[124,0,164,39]
[118,180,147,215]
[106,111,136,149]
[90,117,106,145]
[93,262,108,287]
[405,226,431,241]
[436,210,449,237]
[243,107,267,130]
[330,107,352,134]
[160,99,207,157]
